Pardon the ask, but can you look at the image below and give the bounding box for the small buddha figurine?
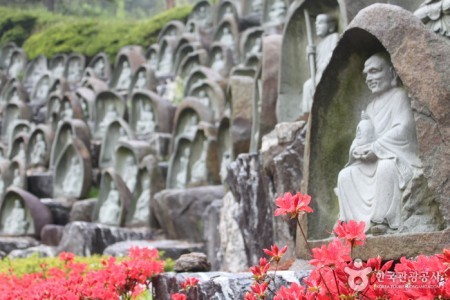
[62,156,82,196]
[12,169,23,188]
[132,179,151,223]
[136,102,156,134]
[116,60,131,90]
[220,27,235,49]
[94,58,105,78]
[175,147,190,189]
[134,71,147,90]
[99,103,118,134]
[211,52,225,73]
[196,90,210,107]
[99,181,121,226]
[191,140,208,184]
[3,199,28,235]
[123,156,137,192]
[31,133,46,166]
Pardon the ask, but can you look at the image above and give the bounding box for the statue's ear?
[390,67,399,87]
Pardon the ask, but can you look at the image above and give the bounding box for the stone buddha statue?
[135,71,147,90]
[15,143,26,162]
[94,58,105,78]
[158,48,172,75]
[53,60,65,79]
[116,60,132,90]
[62,156,82,197]
[123,156,137,192]
[185,115,199,137]
[136,102,156,134]
[268,0,287,24]
[61,101,73,120]
[36,78,50,101]
[211,52,225,73]
[99,103,118,134]
[335,52,422,235]
[81,99,89,121]
[31,133,46,165]
[301,14,339,114]
[12,168,23,188]
[99,181,121,225]
[247,37,262,59]
[220,27,235,49]
[175,147,190,189]
[191,140,208,184]
[196,90,210,107]
[68,59,82,82]
[414,0,450,38]
[9,89,20,104]
[132,179,151,223]
[8,54,22,78]
[3,199,28,235]
[220,150,231,183]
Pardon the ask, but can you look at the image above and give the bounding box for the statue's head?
[14,199,21,208]
[315,14,337,37]
[363,52,399,95]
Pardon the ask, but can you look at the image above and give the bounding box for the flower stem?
[296,216,313,255]
[332,268,341,296]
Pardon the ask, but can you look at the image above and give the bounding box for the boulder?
[69,198,96,222]
[56,221,152,256]
[0,236,39,254]
[103,240,204,260]
[7,245,57,259]
[173,252,211,272]
[153,271,310,300]
[40,224,64,246]
[153,186,224,242]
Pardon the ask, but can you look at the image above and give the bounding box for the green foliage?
[0,253,109,276]
[18,5,192,61]
[86,186,100,199]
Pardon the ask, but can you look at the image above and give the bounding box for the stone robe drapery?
[337,87,421,231]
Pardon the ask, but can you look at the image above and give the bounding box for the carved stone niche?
[8,160,27,190]
[60,92,85,122]
[188,1,214,31]
[183,66,224,98]
[262,0,288,34]
[277,0,381,122]
[129,90,175,137]
[240,27,264,64]
[129,64,157,94]
[302,4,450,260]
[64,54,86,86]
[0,160,9,199]
[7,48,27,79]
[177,49,210,80]
[46,93,62,129]
[249,35,282,153]
[26,124,53,170]
[80,76,109,95]
[213,17,240,63]
[172,37,201,74]
[156,37,178,78]
[47,77,70,98]
[0,80,28,113]
[209,42,234,78]
[8,119,31,145]
[215,0,240,26]
[171,100,214,151]
[31,72,52,106]
[49,54,67,80]
[50,119,91,170]
[114,140,152,194]
[74,87,95,127]
[53,138,91,199]
[24,55,48,93]
[1,102,31,143]
[110,45,146,94]
[93,90,127,139]
[126,154,165,228]
[217,117,233,184]
[187,127,220,187]
[99,119,134,169]
[92,169,131,227]
[226,71,254,156]
[87,52,111,82]
[145,44,160,71]
[8,130,29,164]
[0,42,17,70]
[167,136,192,189]
[157,21,185,43]
[0,187,53,238]
[189,80,226,122]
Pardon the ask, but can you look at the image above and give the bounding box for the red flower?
[309,239,351,268]
[59,252,75,263]
[274,192,313,219]
[250,258,270,282]
[334,220,366,247]
[437,248,450,266]
[171,293,187,300]
[274,283,306,299]
[180,277,199,291]
[250,281,269,298]
[244,292,258,300]
[263,244,288,263]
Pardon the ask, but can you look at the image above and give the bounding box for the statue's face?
[315,15,332,37]
[363,55,395,94]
